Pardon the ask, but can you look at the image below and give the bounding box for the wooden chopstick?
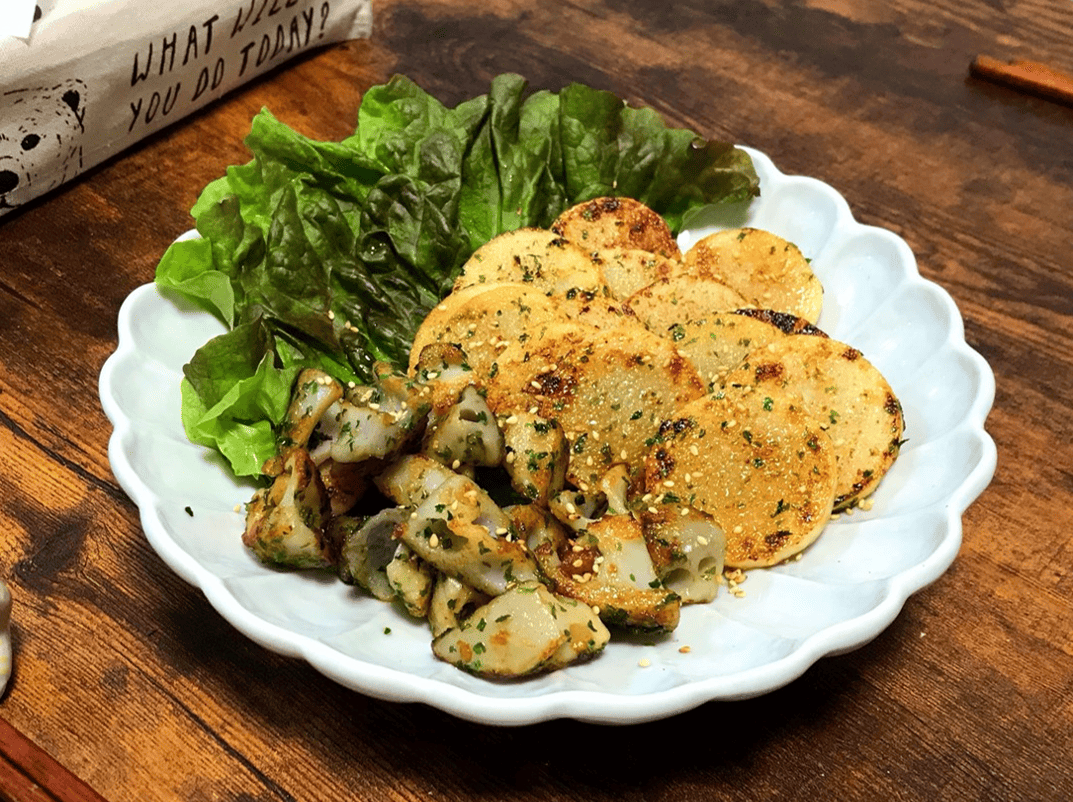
[970,54,1073,106]
[0,717,108,802]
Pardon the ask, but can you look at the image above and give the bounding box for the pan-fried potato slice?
[625,275,749,331]
[721,336,904,511]
[484,322,705,490]
[668,313,787,392]
[409,283,564,377]
[552,197,682,259]
[410,281,647,380]
[684,228,823,323]
[593,247,680,300]
[454,228,602,295]
[645,390,837,568]
[668,312,827,392]
[555,285,647,332]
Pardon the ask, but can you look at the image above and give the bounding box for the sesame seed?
[678,646,691,654]
[429,534,440,548]
[638,658,651,667]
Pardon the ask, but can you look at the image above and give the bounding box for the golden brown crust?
[591,247,680,300]
[484,323,705,490]
[454,228,602,295]
[684,228,823,323]
[624,275,749,331]
[552,197,682,259]
[644,389,838,568]
[721,335,904,511]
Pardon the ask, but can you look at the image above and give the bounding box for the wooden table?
[2,1,1071,799]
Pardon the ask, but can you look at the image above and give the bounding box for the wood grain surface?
[1,1,1071,800]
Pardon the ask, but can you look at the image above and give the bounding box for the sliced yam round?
[625,275,749,331]
[409,281,645,381]
[555,285,648,332]
[552,197,682,259]
[684,228,823,324]
[408,282,561,377]
[670,311,828,392]
[721,336,904,511]
[593,247,680,300]
[484,323,705,491]
[670,313,790,392]
[644,389,838,568]
[454,228,602,296]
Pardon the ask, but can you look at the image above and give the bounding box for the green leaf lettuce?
[156,73,759,477]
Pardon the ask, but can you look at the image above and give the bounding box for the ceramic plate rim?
[99,146,997,725]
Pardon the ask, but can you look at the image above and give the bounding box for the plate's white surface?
[99,148,997,725]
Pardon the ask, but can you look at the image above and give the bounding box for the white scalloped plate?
[99,147,996,725]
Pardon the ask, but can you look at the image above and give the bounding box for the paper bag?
[0,0,373,216]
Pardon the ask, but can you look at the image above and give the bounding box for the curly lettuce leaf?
[157,73,759,477]
[180,319,299,476]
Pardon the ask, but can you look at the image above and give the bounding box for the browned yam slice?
[552,197,682,259]
[669,313,789,392]
[592,247,680,300]
[454,228,602,295]
[645,391,838,568]
[734,308,828,337]
[684,228,823,324]
[721,336,904,511]
[408,283,563,377]
[409,281,646,382]
[485,324,705,491]
[555,285,648,332]
[625,275,749,331]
